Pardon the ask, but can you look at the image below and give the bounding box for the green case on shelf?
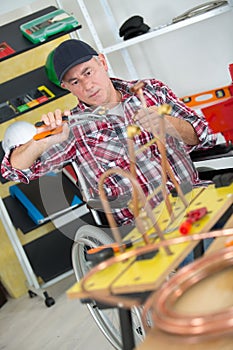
[20,9,79,44]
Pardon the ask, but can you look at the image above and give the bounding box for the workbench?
[67,183,233,349]
[135,213,233,350]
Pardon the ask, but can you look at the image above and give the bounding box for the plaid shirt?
[1,78,216,225]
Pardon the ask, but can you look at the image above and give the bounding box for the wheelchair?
[69,161,148,349]
[72,224,147,349]
[61,102,194,349]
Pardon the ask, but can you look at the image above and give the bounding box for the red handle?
[179,207,208,235]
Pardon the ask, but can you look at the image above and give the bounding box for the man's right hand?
[10,109,71,170]
[33,109,71,141]
[40,109,70,129]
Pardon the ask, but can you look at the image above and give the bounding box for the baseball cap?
[53,39,98,82]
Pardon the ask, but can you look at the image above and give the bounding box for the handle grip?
[34,115,68,128]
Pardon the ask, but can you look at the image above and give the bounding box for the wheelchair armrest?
[87,193,132,210]
[190,143,233,162]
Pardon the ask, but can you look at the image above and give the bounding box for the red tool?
[179,207,208,235]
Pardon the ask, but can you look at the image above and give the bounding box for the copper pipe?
[157,115,174,219]
[127,125,141,219]
[131,84,186,215]
[147,246,233,336]
[127,125,141,179]
[125,125,172,254]
[165,160,188,207]
[131,81,172,215]
[130,81,147,108]
[143,106,174,220]
[98,167,169,248]
[135,136,160,155]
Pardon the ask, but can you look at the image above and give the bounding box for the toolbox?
[20,9,79,44]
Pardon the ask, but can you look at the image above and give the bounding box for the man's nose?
[82,78,93,90]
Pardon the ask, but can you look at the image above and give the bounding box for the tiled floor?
[0,274,113,350]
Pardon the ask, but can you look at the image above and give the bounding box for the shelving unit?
[0,5,91,306]
[75,0,233,79]
[0,7,81,61]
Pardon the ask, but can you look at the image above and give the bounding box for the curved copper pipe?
[127,125,141,219]
[129,84,175,216]
[147,246,233,336]
[98,166,172,254]
[80,227,233,309]
[158,116,174,219]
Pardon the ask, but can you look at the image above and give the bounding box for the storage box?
[20,9,79,44]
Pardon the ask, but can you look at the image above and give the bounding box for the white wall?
[1,0,233,97]
[1,0,35,16]
[0,0,57,25]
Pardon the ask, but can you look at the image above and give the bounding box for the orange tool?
[179,207,208,235]
[180,85,231,108]
[33,115,68,140]
[86,240,133,256]
[225,237,233,248]
[86,225,179,261]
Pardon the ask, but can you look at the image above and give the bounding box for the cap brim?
[59,55,95,82]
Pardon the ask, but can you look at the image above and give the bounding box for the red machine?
[201,96,233,143]
[201,64,233,143]
[181,64,233,143]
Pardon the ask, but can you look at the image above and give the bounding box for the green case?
[20,9,79,44]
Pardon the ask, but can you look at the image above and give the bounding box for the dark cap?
[53,39,98,82]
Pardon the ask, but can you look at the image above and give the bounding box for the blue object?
[71,195,83,206]
[9,185,44,225]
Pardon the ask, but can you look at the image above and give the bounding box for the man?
[1,39,216,226]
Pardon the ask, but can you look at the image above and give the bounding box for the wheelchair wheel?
[72,225,146,349]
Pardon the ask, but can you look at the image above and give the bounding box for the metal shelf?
[103,4,232,54]
[75,0,233,78]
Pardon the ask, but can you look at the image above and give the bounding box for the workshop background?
[2,0,233,97]
[0,1,233,350]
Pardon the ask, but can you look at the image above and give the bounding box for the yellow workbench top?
[67,184,233,302]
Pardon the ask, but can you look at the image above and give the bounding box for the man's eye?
[72,80,78,85]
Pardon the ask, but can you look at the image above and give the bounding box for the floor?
[0,274,113,350]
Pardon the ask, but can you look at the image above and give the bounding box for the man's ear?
[61,82,68,90]
[98,53,108,71]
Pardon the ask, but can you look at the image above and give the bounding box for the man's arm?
[164,114,199,145]
[9,109,70,170]
[10,123,70,170]
[134,106,199,145]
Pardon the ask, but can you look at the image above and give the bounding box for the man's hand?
[34,109,71,142]
[134,106,161,136]
[10,109,71,170]
[134,105,199,145]
[40,109,70,129]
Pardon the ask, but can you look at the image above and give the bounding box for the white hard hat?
[2,121,36,153]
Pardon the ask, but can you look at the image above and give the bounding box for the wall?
[0,0,56,25]
[1,0,233,97]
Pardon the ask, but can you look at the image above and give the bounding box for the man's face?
[61,54,114,106]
